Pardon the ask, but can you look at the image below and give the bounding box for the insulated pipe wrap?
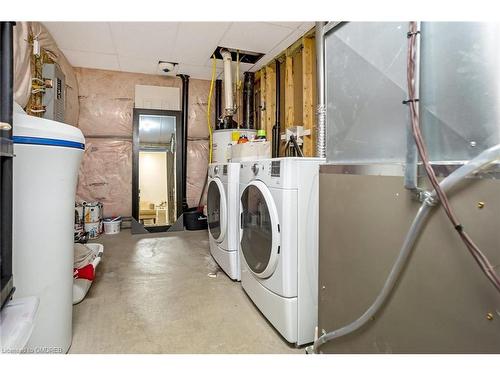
[221,49,234,115]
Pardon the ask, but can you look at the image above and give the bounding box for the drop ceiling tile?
[297,22,316,33]
[177,64,223,80]
[172,22,231,65]
[265,22,304,29]
[62,49,120,71]
[43,22,115,54]
[118,56,160,75]
[109,22,179,60]
[252,27,311,71]
[220,22,292,53]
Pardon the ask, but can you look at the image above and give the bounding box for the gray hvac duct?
[315,22,327,158]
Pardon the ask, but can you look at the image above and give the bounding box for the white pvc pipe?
[310,143,500,354]
[221,49,234,115]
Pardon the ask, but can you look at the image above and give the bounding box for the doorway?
[132,108,183,233]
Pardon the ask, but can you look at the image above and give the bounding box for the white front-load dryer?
[239,157,324,345]
[207,162,241,280]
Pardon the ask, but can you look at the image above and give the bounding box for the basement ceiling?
[43,22,315,80]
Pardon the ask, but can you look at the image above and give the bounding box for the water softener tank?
[12,103,85,353]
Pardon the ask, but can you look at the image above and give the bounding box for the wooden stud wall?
[256,31,317,156]
[264,65,276,141]
[302,36,315,157]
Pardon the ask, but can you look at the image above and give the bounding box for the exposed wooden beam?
[264,65,276,141]
[302,36,315,157]
[284,55,294,129]
[259,68,266,133]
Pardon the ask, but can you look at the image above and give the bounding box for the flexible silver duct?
[315,22,326,158]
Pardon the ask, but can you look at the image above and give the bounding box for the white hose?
[310,143,500,354]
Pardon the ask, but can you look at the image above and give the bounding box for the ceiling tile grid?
[43,21,315,80]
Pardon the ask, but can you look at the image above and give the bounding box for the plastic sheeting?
[75,68,181,137]
[75,68,210,215]
[13,22,80,126]
[187,140,209,208]
[188,79,214,139]
[13,22,31,109]
[76,139,132,218]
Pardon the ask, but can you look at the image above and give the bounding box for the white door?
[207,178,227,243]
[240,181,281,279]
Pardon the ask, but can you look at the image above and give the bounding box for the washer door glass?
[207,179,226,242]
[240,181,280,278]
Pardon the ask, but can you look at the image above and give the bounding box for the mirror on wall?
[132,109,183,233]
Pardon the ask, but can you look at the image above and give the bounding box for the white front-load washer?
[239,157,324,345]
[207,162,241,280]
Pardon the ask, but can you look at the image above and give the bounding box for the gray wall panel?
[318,171,500,353]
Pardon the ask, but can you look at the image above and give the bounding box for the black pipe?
[272,59,281,158]
[0,22,15,309]
[177,74,190,211]
[242,72,255,129]
[215,79,222,130]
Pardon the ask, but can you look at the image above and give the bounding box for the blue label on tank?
[13,136,85,150]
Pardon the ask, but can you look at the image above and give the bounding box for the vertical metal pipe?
[215,79,222,130]
[315,21,327,158]
[272,59,281,158]
[0,21,15,308]
[242,72,255,129]
[177,74,190,211]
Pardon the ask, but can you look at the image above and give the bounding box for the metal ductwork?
[242,72,255,129]
[177,74,189,211]
[315,21,327,158]
[0,21,15,309]
[215,79,222,130]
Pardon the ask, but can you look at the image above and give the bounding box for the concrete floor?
[70,229,302,354]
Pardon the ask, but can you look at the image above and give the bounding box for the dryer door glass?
[207,180,222,240]
[240,184,274,274]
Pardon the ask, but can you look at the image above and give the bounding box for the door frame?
[132,108,183,231]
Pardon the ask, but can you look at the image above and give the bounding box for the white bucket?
[103,218,121,234]
[83,202,103,223]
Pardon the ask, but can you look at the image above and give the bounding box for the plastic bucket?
[103,217,121,234]
[83,202,103,223]
[184,208,208,231]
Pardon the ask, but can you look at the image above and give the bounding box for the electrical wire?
[207,54,217,163]
[407,21,500,293]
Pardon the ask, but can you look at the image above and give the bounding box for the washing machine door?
[240,180,281,279]
[207,178,227,243]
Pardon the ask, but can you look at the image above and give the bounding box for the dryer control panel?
[239,157,325,189]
